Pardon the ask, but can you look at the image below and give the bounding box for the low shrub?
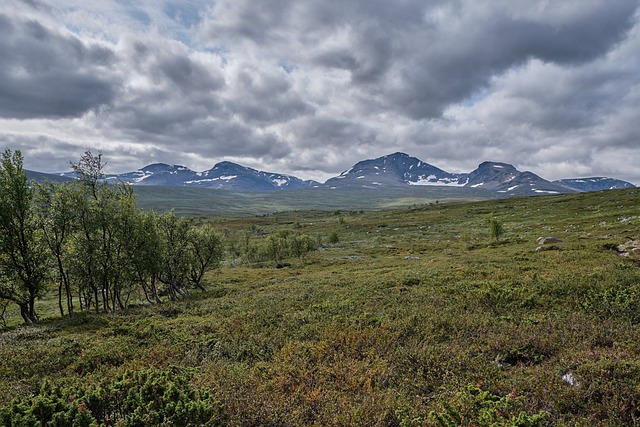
[0,368,225,426]
[426,384,550,427]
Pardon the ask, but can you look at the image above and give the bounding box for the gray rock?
[537,236,563,245]
[617,240,640,259]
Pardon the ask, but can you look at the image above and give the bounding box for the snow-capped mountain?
[184,161,318,190]
[110,163,198,186]
[553,177,635,192]
[463,162,576,195]
[324,152,462,188]
[323,155,579,196]
[107,162,318,190]
[35,152,635,195]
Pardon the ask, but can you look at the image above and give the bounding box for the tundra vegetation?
[1,149,639,426]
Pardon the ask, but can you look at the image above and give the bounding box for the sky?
[1,0,639,184]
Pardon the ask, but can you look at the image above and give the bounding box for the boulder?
[617,240,640,259]
[537,236,563,245]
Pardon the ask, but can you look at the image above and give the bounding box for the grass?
[132,185,494,216]
[1,188,639,425]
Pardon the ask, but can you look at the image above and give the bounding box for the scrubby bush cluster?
[0,368,225,426]
[244,229,317,265]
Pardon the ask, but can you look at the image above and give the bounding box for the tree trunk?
[58,257,74,315]
[0,302,8,328]
[65,276,74,315]
[28,296,37,323]
[115,283,125,310]
[102,287,110,313]
[19,301,35,324]
[141,281,154,304]
[78,286,84,312]
[150,275,162,304]
[58,281,64,317]
[94,287,100,313]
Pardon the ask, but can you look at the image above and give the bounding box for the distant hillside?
[554,177,635,192]
[30,152,634,197]
[25,170,73,184]
[132,185,495,217]
[99,162,318,190]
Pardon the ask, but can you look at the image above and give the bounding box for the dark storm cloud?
[183,120,291,159]
[98,37,227,139]
[0,13,119,119]
[96,38,292,162]
[312,26,394,85]
[388,0,638,119]
[224,64,316,125]
[126,38,225,97]
[291,116,380,150]
[202,0,637,119]
[95,35,298,162]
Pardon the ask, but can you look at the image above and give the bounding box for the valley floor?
[1,189,639,426]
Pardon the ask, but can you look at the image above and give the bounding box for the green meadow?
[131,185,494,217]
[1,188,639,426]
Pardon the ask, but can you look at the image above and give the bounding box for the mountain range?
[104,161,319,190]
[31,152,634,196]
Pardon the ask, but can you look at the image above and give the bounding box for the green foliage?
[242,229,317,265]
[0,149,49,323]
[187,224,224,290]
[0,369,225,426]
[156,211,193,300]
[0,151,231,322]
[427,385,550,427]
[70,154,142,313]
[35,180,82,316]
[487,214,504,242]
[327,231,340,244]
[582,285,639,321]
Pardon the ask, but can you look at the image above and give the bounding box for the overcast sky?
[1,0,639,184]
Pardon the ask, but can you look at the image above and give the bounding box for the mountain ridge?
[28,152,635,196]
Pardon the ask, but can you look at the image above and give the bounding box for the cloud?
[98,36,226,134]
[223,62,316,125]
[0,133,89,171]
[200,0,637,119]
[0,12,119,119]
[0,0,639,185]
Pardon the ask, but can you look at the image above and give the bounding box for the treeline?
[0,150,224,324]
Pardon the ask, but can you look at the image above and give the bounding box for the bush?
[488,215,504,242]
[581,286,638,321]
[0,368,225,426]
[427,384,550,427]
